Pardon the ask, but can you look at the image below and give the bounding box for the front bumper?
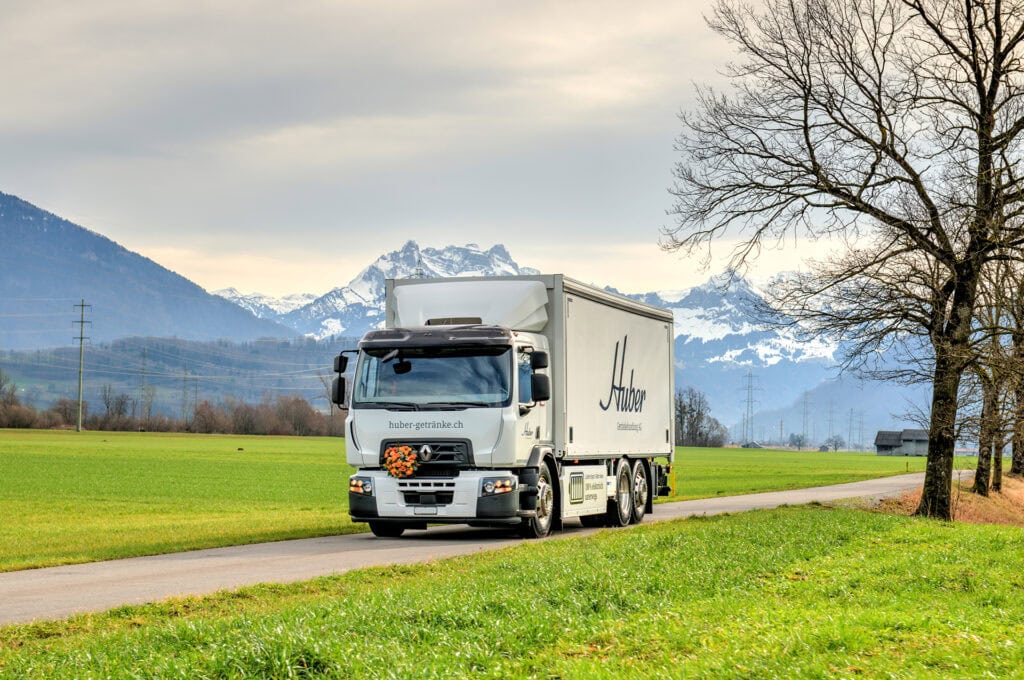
[349,470,521,524]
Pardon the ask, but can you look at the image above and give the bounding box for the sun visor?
[393,280,549,331]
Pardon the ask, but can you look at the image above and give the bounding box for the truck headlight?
[349,476,374,496]
[480,477,516,496]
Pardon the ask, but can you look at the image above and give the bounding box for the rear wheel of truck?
[607,458,633,527]
[369,521,405,538]
[520,460,556,538]
[631,459,648,524]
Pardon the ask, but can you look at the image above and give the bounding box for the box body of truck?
[333,274,674,537]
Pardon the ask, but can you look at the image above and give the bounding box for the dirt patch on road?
[878,473,1024,527]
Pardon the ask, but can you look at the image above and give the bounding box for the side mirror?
[530,351,549,370]
[333,354,349,373]
[331,377,348,407]
[531,374,551,402]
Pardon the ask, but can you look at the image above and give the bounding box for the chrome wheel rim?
[617,463,631,519]
[633,465,648,510]
[536,467,554,532]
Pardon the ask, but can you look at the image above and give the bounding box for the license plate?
[413,506,438,516]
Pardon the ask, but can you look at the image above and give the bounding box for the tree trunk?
[973,379,995,496]
[916,352,960,519]
[1012,379,1024,476]
[917,255,984,520]
[993,369,1005,493]
[993,439,1003,492]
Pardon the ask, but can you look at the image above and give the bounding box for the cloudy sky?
[3,0,832,296]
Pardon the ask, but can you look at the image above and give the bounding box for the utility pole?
[73,299,91,432]
[138,345,148,427]
[180,364,190,422]
[780,416,784,446]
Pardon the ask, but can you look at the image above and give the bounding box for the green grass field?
[2,506,1022,678]
[0,430,356,572]
[0,430,958,572]
[669,446,946,500]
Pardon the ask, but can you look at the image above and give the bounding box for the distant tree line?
[674,387,728,447]
[0,335,357,419]
[0,369,345,436]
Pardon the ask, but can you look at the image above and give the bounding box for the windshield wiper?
[422,401,493,410]
[377,401,420,411]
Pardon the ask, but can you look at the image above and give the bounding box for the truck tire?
[631,459,648,524]
[520,460,556,538]
[369,522,405,538]
[606,458,633,527]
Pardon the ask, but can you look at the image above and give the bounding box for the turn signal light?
[349,476,374,496]
[481,478,516,496]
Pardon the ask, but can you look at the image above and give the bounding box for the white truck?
[330,274,675,538]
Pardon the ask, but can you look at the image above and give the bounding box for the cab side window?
[518,351,533,403]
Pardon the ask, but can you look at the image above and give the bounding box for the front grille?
[399,479,457,506]
[380,439,473,473]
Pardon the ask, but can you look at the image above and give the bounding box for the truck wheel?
[520,461,556,538]
[631,459,648,524]
[606,458,633,527]
[369,522,405,538]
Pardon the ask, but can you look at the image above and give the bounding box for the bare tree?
[100,384,130,418]
[823,434,846,452]
[675,387,729,447]
[0,368,17,406]
[49,398,85,426]
[667,0,1024,519]
[1009,273,1024,476]
[964,260,1019,494]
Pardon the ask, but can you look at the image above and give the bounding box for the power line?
[740,369,759,444]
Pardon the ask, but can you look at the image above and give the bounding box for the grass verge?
[2,506,1023,678]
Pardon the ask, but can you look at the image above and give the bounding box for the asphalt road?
[0,472,933,626]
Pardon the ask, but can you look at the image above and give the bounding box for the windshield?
[352,346,512,409]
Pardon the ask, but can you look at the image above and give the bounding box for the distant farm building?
[874,429,928,456]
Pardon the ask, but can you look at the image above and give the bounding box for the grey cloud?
[2,0,731,294]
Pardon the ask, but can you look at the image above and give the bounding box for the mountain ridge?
[0,192,295,349]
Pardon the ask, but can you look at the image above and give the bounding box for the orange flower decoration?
[383,445,419,478]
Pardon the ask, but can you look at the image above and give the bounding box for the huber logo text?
[598,335,646,413]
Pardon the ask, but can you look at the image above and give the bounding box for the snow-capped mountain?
[275,241,539,338]
[644,276,927,443]
[212,288,317,319]
[632,275,836,365]
[614,278,841,427]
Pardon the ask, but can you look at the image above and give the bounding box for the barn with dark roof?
[875,429,928,456]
